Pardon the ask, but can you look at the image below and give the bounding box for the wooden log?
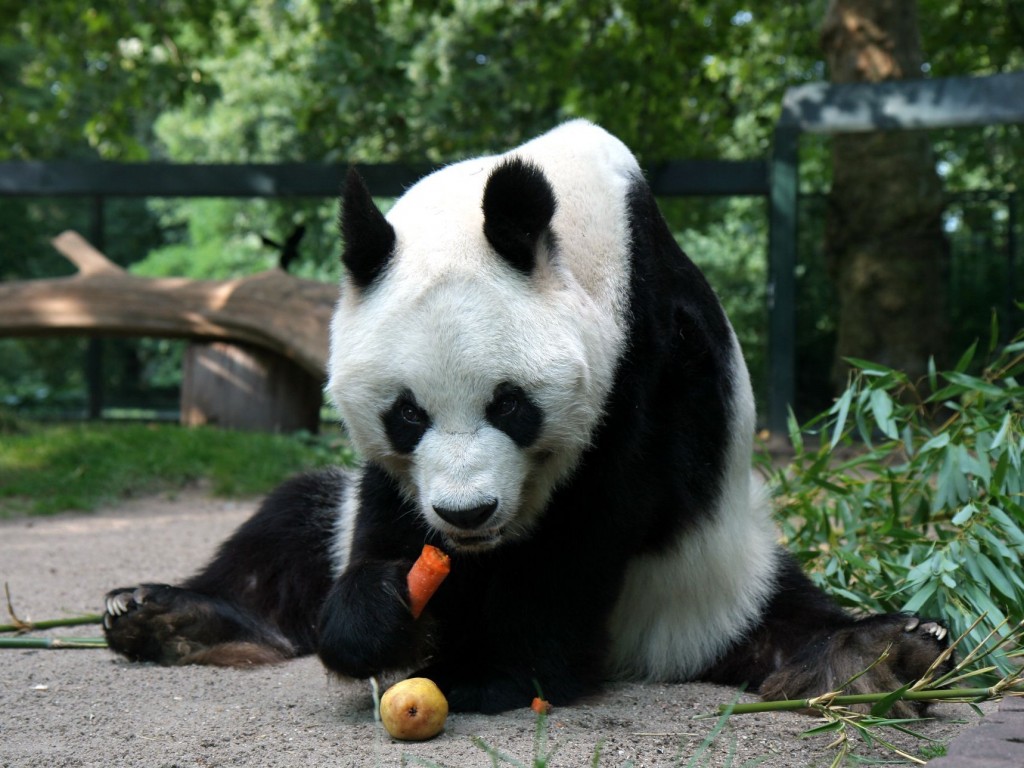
[0,231,339,379]
[181,342,322,433]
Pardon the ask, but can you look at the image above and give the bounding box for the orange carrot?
[530,697,552,715]
[407,544,451,619]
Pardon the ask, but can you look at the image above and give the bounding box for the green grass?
[0,420,353,517]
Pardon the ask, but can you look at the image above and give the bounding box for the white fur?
[329,472,362,577]
[606,332,780,681]
[327,121,637,547]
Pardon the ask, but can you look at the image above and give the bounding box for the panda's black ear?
[482,157,557,275]
[340,167,397,289]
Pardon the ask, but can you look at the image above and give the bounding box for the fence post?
[767,126,799,437]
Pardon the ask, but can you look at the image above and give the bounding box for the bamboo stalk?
[719,685,1024,715]
[0,614,105,634]
[0,636,108,649]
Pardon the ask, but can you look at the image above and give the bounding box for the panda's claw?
[923,622,948,641]
[105,593,130,616]
[903,617,920,632]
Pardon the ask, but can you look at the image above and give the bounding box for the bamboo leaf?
[988,505,1024,548]
[926,382,970,403]
[801,720,845,737]
[976,553,1019,601]
[943,371,1004,398]
[902,580,939,613]
[991,412,1012,450]
[829,388,853,449]
[919,432,950,453]
[844,357,896,376]
[952,503,976,526]
[869,389,898,439]
[869,683,912,717]
[954,340,978,373]
[786,406,803,454]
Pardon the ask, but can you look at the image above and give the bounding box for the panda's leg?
[102,469,347,667]
[705,552,952,717]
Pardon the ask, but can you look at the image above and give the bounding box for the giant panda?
[103,120,949,714]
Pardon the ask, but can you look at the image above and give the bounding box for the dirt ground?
[0,492,994,768]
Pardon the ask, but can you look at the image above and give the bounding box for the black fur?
[103,148,950,716]
[340,167,397,288]
[104,470,344,666]
[481,157,557,275]
[485,383,543,448]
[381,390,431,454]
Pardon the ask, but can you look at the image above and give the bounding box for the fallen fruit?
[379,677,448,741]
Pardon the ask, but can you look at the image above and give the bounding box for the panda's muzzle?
[432,499,498,530]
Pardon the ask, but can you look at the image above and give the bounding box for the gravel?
[0,492,992,767]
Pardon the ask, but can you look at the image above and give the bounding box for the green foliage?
[770,328,1024,676]
[0,422,352,517]
[0,0,219,160]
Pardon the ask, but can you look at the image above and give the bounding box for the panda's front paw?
[317,560,422,679]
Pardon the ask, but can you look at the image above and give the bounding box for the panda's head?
[327,151,624,552]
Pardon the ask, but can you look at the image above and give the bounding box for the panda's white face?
[328,123,634,552]
[330,260,617,552]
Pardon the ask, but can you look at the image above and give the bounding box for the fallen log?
[0,231,338,379]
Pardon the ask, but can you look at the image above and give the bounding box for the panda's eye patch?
[382,392,430,454]
[486,383,542,448]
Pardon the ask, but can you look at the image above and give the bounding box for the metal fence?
[2,70,1022,430]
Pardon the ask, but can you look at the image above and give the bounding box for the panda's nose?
[433,499,498,530]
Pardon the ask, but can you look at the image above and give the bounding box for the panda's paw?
[891,613,952,680]
[317,561,422,678]
[760,612,953,718]
[104,585,156,624]
[102,583,206,664]
[103,584,170,628]
[901,615,948,642]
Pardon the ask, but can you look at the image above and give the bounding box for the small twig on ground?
[2,582,104,634]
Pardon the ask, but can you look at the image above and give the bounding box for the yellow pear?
[379,677,448,741]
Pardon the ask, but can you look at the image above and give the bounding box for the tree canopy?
[3,1,1020,167]
[1,0,1021,415]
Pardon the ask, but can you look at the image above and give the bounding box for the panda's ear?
[340,168,397,289]
[482,157,557,275]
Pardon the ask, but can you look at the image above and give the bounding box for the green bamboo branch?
[0,636,108,649]
[0,613,105,633]
[718,685,1023,716]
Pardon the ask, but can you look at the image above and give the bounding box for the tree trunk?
[0,231,337,379]
[821,0,949,386]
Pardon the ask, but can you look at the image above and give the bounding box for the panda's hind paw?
[903,615,948,643]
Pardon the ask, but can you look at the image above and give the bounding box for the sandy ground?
[0,492,993,768]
